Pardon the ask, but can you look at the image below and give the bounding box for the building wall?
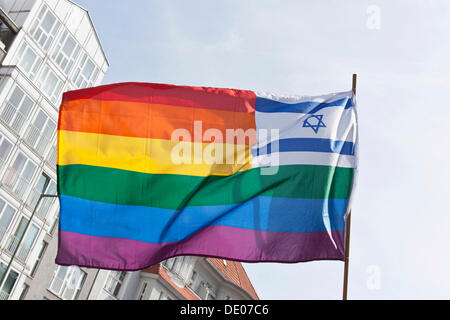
[0,0,37,28]
[0,0,107,300]
[20,225,97,300]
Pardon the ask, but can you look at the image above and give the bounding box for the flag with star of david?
[253,90,357,169]
[56,84,358,270]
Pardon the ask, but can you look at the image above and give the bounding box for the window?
[6,216,27,253]
[46,144,57,168]
[188,270,198,288]
[18,223,39,261]
[24,110,56,156]
[162,257,174,269]
[0,86,34,134]
[37,65,64,104]
[27,172,49,209]
[2,152,37,198]
[39,178,57,218]
[72,53,99,89]
[15,42,42,79]
[137,281,148,300]
[30,240,48,277]
[49,217,58,235]
[6,217,39,261]
[27,172,56,219]
[0,198,16,243]
[18,283,29,300]
[162,256,186,276]
[0,263,18,300]
[0,134,13,165]
[49,266,86,300]
[157,290,172,300]
[104,271,126,298]
[52,29,80,75]
[29,4,61,51]
[196,280,216,300]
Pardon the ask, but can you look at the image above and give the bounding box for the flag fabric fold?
[56,82,358,271]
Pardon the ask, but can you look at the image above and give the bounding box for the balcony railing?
[0,157,6,173]
[46,145,57,169]
[24,124,52,157]
[5,234,32,262]
[6,233,20,255]
[49,277,64,296]
[0,224,7,243]
[26,187,40,211]
[26,187,56,219]
[2,168,31,199]
[0,102,27,135]
[0,290,9,300]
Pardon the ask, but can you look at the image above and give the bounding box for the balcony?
[2,167,31,199]
[0,224,7,243]
[26,187,56,219]
[23,123,52,157]
[0,102,27,135]
[0,289,9,300]
[0,44,6,65]
[46,145,57,169]
[49,276,64,296]
[5,234,32,262]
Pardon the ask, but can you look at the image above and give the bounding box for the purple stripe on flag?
[56,226,345,271]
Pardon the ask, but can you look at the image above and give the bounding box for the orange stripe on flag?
[59,99,257,145]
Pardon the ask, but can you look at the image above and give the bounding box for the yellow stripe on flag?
[58,130,253,177]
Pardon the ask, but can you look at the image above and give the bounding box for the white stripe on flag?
[251,151,356,169]
[255,90,353,105]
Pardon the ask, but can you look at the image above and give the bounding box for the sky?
[75,0,450,299]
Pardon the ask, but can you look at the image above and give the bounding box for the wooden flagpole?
[342,74,356,300]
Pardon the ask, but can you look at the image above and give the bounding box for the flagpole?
[342,74,356,300]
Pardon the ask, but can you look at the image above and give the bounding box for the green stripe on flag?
[58,164,354,209]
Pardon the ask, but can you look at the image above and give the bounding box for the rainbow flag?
[56,82,358,270]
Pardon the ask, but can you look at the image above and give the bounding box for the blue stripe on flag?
[59,195,348,244]
[255,96,353,113]
[253,138,355,156]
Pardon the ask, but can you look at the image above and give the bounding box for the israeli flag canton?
[252,91,357,171]
[251,90,358,257]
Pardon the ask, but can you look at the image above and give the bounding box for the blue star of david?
[302,114,326,134]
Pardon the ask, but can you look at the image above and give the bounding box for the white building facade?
[0,0,108,300]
